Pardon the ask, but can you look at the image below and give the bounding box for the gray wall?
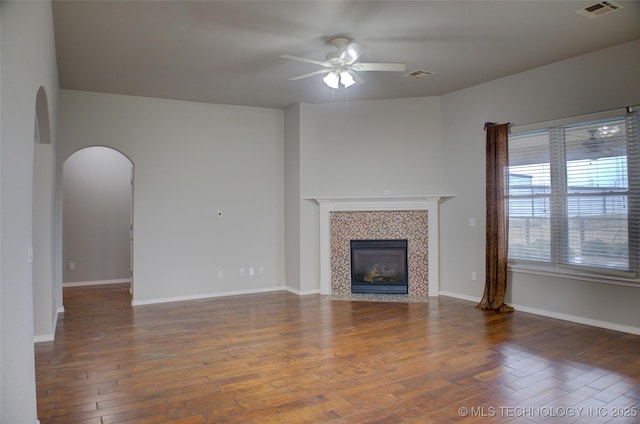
[3,3,638,422]
[33,112,57,341]
[63,147,132,283]
[1,1,59,421]
[56,91,286,303]
[284,104,301,292]
[294,97,444,293]
[439,39,640,332]
[286,41,640,333]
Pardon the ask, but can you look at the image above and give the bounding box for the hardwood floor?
[35,284,640,423]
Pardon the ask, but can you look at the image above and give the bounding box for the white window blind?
[508,131,551,261]
[508,109,639,278]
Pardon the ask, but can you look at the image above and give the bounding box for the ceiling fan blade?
[351,62,407,72]
[280,54,332,68]
[288,69,330,81]
[339,42,365,64]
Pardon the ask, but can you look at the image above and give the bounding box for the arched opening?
[62,147,134,296]
[34,86,51,145]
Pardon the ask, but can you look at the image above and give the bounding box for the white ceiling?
[52,1,640,109]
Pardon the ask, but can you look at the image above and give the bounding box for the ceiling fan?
[280,37,406,89]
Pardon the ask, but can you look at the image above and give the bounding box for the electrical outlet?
[240,268,245,277]
[218,270,223,278]
[249,267,254,276]
[68,262,75,271]
[471,271,477,281]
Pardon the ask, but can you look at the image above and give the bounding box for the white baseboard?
[33,334,54,343]
[131,285,288,306]
[63,278,130,287]
[439,291,481,303]
[510,303,640,336]
[131,285,325,306]
[438,291,640,335]
[285,286,321,296]
[33,309,60,343]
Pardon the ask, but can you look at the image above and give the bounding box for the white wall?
[0,3,3,416]
[1,6,634,423]
[309,97,443,196]
[440,39,640,332]
[1,1,59,422]
[1,3,4,416]
[56,91,285,303]
[298,103,321,293]
[284,104,301,292]
[33,121,57,341]
[294,97,444,292]
[63,147,132,283]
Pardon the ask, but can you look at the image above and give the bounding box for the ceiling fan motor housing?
[329,37,351,49]
[326,37,354,64]
[281,36,407,85]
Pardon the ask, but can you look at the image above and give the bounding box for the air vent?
[575,1,623,19]
[404,70,433,79]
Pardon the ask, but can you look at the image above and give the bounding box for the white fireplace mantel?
[307,194,454,296]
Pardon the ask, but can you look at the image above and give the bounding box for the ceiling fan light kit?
[323,72,340,89]
[323,70,357,89]
[281,36,407,89]
[339,71,356,88]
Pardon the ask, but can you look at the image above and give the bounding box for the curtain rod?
[484,121,510,131]
[510,104,639,133]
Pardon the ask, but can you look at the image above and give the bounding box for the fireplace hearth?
[350,239,408,294]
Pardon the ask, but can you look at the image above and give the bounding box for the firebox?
[350,239,408,294]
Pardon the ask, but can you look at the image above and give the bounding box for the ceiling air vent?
[575,1,623,19]
[404,70,433,79]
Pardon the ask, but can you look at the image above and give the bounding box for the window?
[508,109,639,278]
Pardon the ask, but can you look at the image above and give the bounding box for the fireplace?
[350,239,408,294]
[312,195,448,296]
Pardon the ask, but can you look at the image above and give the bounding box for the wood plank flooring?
[35,284,640,423]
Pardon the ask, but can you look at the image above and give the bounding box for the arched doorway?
[62,147,134,294]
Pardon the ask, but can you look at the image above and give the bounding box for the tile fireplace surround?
[332,210,427,296]
[310,196,450,297]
